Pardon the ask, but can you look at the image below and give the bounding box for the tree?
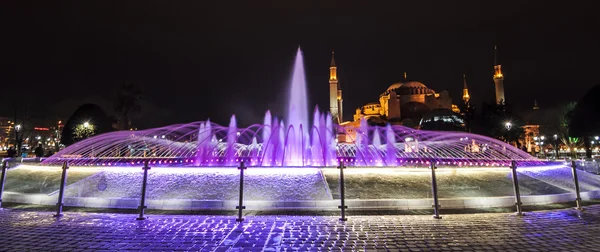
[61,104,112,146]
[570,84,600,158]
[478,101,524,147]
[462,104,476,133]
[555,101,580,158]
[12,103,33,156]
[73,122,96,140]
[114,81,144,130]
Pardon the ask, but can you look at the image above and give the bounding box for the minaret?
[493,45,505,105]
[329,51,341,123]
[337,80,343,123]
[462,74,470,105]
[533,100,539,110]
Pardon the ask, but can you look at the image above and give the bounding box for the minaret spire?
[330,50,336,67]
[494,45,498,66]
[404,72,407,80]
[462,73,470,105]
[329,50,342,123]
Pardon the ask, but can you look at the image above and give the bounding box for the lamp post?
[590,136,600,155]
[504,121,512,144]
[533,136,539,157]
[534,136,545,159]
[14,124,22,156]
[553,134,560,160]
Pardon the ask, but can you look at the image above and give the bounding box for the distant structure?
[521,100,545,153]
[329,51,343,123]
[462,74,470,106]
[352,72,453,126]
[493,45,505,105]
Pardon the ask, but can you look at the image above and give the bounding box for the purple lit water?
[42,48,552,168]
[285,47,310,166]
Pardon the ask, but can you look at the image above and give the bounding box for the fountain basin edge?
[4,191,600,211]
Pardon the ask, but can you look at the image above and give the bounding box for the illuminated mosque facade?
[332,46,508,143]
[351,72,454,126]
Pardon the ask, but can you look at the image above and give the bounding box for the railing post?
[338,160,347,221]
[510,161,523,216]
[571,161,583,210]
[236,161,247,222]
[0,159,8,208]
[430,161,441,219]
[54,161,69,217]
[136,160,151,220]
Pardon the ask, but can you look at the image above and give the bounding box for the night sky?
[2,1,599,128]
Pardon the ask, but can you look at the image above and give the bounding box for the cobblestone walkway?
[1,206,600,251]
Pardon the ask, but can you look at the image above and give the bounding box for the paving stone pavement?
[1,206,600,251]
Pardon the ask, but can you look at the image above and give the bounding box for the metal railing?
[0,159,588,220]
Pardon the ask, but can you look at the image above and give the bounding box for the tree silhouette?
[553,101,580,158]
[570,84,600,158]
[61,104,112,146]
[11,100,33,156]
[478,101,524,147]
[114,81,144,130]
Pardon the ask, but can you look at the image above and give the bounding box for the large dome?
[383,81,433,96]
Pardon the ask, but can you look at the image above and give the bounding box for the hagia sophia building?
[329,47,505,142]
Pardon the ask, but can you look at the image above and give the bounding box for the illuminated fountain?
[41,116,547,167]
[42,47,547,168]
[14,47,591,211]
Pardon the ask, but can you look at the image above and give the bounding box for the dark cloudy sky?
[2,1,599,128]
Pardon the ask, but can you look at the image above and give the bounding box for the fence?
[0,158,594,221]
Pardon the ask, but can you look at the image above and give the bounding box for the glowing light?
[83,122,90,128]
[39,49,555,169]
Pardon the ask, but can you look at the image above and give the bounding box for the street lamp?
[553,134,560,159]
[504,121,512,143]
[83,122,90,128]
[534,135,545,159]
[14,124,22,156]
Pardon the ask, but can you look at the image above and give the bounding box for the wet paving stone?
[1,206,600,251]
